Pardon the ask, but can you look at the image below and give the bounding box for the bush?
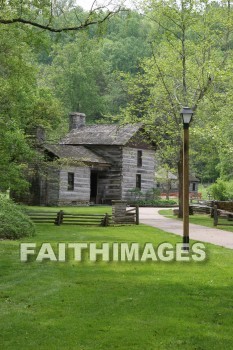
[128,188,143,201]
[0,196,35,239]
[146,188,161,200]
[226,181,233,200]
[208,179,233,201]
[129,199,177,207]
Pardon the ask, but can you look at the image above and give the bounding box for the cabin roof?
[155,169,200,182]
[189,174,200,182]
[155,169,178,180]
[60,123,144,146]
[44,144,110,165]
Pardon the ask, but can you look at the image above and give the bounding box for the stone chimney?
[36,126,46,143]
[29,126,46,146]
[69,112,86,131]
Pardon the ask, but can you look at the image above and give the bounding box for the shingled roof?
[60,123,143,146]
[44,144,110,165]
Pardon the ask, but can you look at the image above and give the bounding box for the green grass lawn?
[159,209,233,233]
[1,211,233,349]
[21,205,112,215]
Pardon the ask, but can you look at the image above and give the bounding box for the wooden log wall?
[58,166,90,205]
[40,167,60,206]
[121,147,155,200]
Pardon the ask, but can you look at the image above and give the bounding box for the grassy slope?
[1,218,233,349]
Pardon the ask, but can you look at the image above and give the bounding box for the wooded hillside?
[0,0,232,194]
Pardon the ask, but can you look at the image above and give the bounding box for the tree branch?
[150,43,181,128]
[0,9,122,32]
[192,75,213,111]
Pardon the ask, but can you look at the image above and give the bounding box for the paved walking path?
[139,207,233,249]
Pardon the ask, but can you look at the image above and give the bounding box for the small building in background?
[155,168,200,199]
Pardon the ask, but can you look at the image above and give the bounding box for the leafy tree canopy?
[0,0,123,32]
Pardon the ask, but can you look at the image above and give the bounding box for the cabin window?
[136,174,141,190]
[192,183,196,191]
[137,150,142,167]
[68,172,74,191]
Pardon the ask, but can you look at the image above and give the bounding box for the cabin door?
[90,171,98,203]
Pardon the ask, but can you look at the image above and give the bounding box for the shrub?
[226,181,233,200]
[208,179,232,201]
[129,199,177,207]
[128,188,143,201]
[0,196,35,239]
[146,188,161,200]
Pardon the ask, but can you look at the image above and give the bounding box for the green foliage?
[146,187,161,200]
[128,187,143,201]
[43,11,152,119]
[130,199,177,206]
[226,181,233,200]
[0,24,64,192]
[0,197,35,239]
[46,34,108,118]
[208,179,233,201]
[102,12,151,74]
[120,0,233,183]
[190,125,220,182]
[0,125,33,193]
[0,1,232,194]
[198,184,211,200]
[0,0,118,33]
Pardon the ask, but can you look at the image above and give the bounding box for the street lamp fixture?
[181,107,193,127]
[180,107,194,250]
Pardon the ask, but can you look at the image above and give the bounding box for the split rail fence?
[173,202,233,227]
[212,205,233,227]
[26,210,111,227]
[125,206,139,225]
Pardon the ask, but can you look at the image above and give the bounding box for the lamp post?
[180,107,194,251]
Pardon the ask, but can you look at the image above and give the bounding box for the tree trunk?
[178,146,183,218]
[166,179,169,200]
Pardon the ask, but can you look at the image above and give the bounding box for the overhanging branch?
[0,10,121,32]
[193,75,213,111]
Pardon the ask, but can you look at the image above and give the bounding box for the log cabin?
[17,113,156,206]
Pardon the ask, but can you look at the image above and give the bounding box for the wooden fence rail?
[26,206,139,226]
[213,205,233,226]
[26,211,111,227]
[189,205,211,215]
[126,205,139,225]
[26,212,58,224]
